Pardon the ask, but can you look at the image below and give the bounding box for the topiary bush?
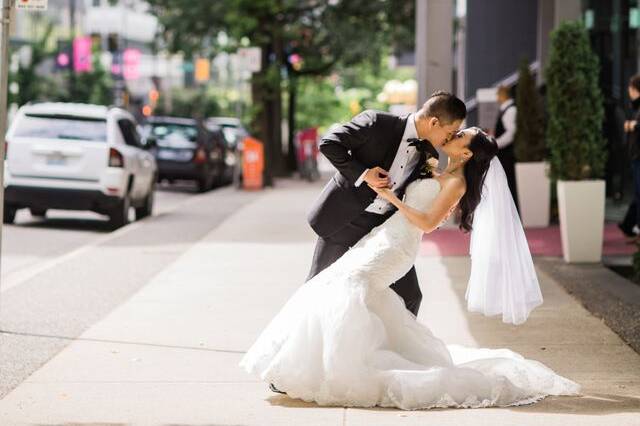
[545,21,606,180]
[514,58,546,162]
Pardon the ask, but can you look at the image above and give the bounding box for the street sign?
[238,47,262,73]
[16,0,47,10]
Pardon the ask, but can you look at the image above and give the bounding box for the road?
[1,182,194,293]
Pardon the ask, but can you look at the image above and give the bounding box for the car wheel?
[3,205,17,224]
[108,195,131,230]
[197,175,211,193]
[30,208,47,218]
[135,183,155,220]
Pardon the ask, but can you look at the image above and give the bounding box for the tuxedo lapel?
[380,114,410,172]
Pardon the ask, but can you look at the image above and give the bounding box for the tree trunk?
[270,34,286,177]
[286,74,298,172]
[250,45,273,186]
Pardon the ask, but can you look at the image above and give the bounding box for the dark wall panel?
[465,0,538,100]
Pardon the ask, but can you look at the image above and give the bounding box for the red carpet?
[420,223,634,257]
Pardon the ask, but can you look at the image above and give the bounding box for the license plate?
[158,149,191,161]
[158,149,178,160]
[46,154,67,166]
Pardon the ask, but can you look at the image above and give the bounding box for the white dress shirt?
[496,99,517,149]
[354,113,421,214]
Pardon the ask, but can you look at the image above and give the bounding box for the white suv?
[4,103,157,229]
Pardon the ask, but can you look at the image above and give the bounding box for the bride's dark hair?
[458,130,499,232]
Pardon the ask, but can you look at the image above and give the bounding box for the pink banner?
[123,48,141,80]
[73,36,92,73]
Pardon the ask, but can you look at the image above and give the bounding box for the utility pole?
[0,0,15,318]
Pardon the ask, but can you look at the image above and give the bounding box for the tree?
[68,44,113,105]
[9,20,66,106]
[154,87,221,118]
[146,0,415,184]
[545,21,606,180]
[514,58,545,162]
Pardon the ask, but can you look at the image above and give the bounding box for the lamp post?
[0,0,15,320]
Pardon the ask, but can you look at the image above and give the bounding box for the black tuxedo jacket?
[307,110,435,238]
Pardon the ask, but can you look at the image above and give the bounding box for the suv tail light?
[193,147,207,164]
[109,148,124,167]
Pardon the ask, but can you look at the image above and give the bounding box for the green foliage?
[9,18,113,107]
[154,87,221,119]
[9,20,65,106]
[146,0,415,118]
[295,55,414,132]
[147,0,414,77]
[633,243,640,283]
[545,21,606,180]
[295,77,341,131]
[514,58,546,162]
[68,45,113,105]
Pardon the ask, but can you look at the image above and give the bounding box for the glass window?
[13,114,107,142]
[118,119,142,147]
[151,123,198,142]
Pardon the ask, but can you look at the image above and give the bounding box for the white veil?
[466,156,543,325]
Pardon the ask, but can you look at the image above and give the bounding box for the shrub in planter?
[633,244,640,283]
[545,21,607,262]
[514,58,549,227]
[515,58,546,163]
[546,21,606,181]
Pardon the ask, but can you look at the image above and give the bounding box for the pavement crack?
[0,329,246,354]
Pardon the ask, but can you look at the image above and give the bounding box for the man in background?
[494,85,519,209]
[619,74,640,240]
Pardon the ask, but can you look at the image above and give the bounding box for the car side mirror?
[145,135,157,149]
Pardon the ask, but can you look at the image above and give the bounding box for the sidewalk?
[0,178,639,425]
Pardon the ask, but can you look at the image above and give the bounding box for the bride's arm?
[369,180,465,233]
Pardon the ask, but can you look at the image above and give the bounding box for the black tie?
[407,138,439,159]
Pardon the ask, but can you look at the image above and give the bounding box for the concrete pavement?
[0,178,639,425]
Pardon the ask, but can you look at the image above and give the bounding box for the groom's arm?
[319,110,377,185]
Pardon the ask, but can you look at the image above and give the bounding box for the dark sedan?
[144,117,228,192]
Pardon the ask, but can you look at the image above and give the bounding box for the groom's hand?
[363,167,390,188]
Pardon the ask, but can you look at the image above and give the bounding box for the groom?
[307,91,467,316]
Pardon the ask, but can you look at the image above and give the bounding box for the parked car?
[4,102,157,229]
[205,117,248,149]
[205,117,249,185]
[143,117,227,192]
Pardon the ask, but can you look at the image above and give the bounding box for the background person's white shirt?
[354,114,421,215]
[496,99,517,149]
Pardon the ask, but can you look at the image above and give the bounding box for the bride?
[240,128,580,409]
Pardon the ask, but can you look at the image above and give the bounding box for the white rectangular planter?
[557,180,605,263]
[515,161,550,228]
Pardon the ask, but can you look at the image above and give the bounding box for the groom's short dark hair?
[419,91,467,124]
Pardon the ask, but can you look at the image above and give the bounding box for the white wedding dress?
[240,178,580,409]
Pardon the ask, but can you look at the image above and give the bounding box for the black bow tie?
[407,138,439,159]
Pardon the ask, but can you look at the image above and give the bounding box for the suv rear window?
[151,123,198,143]
[13,114,107,142]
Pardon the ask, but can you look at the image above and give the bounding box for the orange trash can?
[242,136,264,190]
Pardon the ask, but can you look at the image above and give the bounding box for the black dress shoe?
[269,383,287,395]
[618,222,636,238]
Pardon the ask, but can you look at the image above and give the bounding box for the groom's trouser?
[306,211,422,316]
